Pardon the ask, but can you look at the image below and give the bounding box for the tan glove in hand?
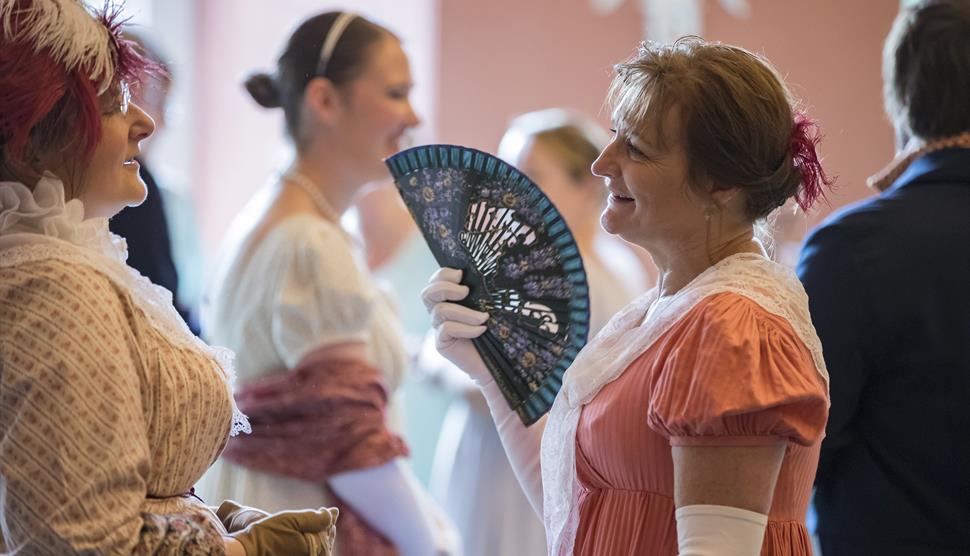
[231,507,338,556]
[216,500,271,534]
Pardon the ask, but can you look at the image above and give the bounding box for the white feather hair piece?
[0,0,116,92]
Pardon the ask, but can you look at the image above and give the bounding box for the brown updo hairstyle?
[243,12,392,149]
[608,37,832,220]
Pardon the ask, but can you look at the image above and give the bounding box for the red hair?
[0,1,154,182]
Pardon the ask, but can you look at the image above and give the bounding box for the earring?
[704,205,716,265]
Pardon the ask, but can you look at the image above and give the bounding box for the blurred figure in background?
[497,109,651,332]
[109,31,199,333]
[196,12,458,556]
[352,181,439,340]
[351,183,450,487]
[426,109,650,556]
[798,1,970,554]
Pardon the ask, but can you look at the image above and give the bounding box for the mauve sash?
[223,347,407,556]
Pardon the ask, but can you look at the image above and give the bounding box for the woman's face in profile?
[339,36,421,183]
[590,108,708,250]
[73,86,156,218]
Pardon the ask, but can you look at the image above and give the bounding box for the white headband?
[316,12,358,77]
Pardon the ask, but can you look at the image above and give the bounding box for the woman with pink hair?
[0,2,334,553]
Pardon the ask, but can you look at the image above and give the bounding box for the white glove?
[329,459,441,556]
[416,331,479,395]
[676,504,768,556]
[420,268,491,385]
[421,267,546,517]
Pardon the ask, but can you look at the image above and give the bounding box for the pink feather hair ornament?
[0,0,153,161]
[790,111,836,212]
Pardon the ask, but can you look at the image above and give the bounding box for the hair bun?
[244,72,282,108]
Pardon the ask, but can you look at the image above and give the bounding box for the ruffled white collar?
[0,175,251,437]
[0,173,127,260]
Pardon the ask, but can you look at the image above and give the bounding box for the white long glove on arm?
[421,267,547,517]
[675,505,768,555]
[329,458,459,556]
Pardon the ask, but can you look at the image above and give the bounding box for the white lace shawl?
[0,175,250,436]
[539,252,829,555]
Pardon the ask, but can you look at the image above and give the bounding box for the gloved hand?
[420,267,491,385]
[231,507,338,556]
[422,267,545,518]
[216,500,270,534]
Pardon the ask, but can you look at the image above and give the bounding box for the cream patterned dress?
[0,177,249,554]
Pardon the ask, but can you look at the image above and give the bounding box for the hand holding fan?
[386,145,590,425]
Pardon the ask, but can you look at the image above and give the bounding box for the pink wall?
[437,0,900,224]
[436,0,642,149]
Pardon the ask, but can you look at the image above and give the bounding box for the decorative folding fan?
[386,145,590,425]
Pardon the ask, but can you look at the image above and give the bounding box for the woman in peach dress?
[422,38,833,555]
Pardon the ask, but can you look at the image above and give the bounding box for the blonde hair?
[498,108,609,185]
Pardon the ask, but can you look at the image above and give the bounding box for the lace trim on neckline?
[0,176,250,436]
[541,253,828,556]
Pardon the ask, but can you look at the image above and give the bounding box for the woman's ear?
[302,76,344,127]
[710,186,742,208]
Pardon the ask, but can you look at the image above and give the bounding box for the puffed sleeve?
[0,260,225,555]
[644,292,828,447]
[269,220,377,368]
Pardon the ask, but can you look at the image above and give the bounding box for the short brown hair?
[883,0,970,142]
[609,37,827,220]
[533,127,604,184]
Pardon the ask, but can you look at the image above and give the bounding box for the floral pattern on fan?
[387,145,590,425]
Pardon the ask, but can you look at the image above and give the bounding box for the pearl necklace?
[282,170,342,224]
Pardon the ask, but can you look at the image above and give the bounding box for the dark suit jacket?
[109,161,199,334]
[798,148,970,555]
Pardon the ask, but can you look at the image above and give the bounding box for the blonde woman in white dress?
[426,109,650,556]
